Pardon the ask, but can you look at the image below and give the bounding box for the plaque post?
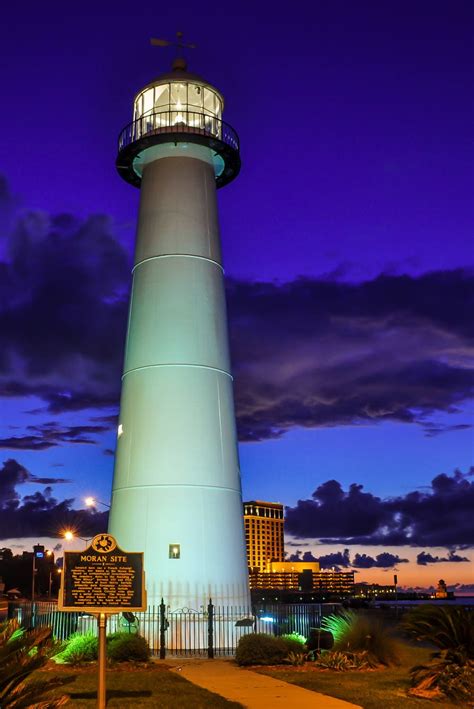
[97,612,107,709]
[58,534,147,707]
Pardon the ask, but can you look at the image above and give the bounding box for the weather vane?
[150,31,196,70]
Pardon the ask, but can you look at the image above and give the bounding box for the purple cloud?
[0,459,70,507]
[285,467,474,548]
[352,552,409,568]
[0,179,472,441]
[0,458,106,540]
[0,422,111,451]
[416,550,470,565]
[227,272,474,441]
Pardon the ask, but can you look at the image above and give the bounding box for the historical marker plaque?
[58,534,146,613]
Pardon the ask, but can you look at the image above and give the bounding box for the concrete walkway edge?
[168,658,362,709]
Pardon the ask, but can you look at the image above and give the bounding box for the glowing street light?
[84,496,111,509]
[63,531,91,544]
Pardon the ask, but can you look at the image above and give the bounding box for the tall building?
[108,53,250,609]
[243,500,354,597]
[243,501,285,571]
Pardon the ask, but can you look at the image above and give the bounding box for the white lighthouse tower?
[109,52,250,610]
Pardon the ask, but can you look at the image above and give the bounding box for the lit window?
[169,544,180,559]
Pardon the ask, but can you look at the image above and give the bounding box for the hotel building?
[243,501,285,571]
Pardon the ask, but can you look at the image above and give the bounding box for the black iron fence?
[6,599,340,658]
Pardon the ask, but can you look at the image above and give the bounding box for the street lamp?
[31,552,36,602]
[32,548,52,601]
[63,531,91,545]
[84,496,111,509]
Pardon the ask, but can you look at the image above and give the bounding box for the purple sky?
[0,1,473,589]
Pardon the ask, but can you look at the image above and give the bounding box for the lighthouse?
[109,53,250,610]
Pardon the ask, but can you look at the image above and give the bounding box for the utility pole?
[31,552,36,602]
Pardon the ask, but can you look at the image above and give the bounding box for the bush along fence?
[7,599,341,657]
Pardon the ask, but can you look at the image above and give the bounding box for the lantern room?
[116,60,240,189]
[133,78,223,136]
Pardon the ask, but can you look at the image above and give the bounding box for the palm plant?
[402,604,474,655]
[321,610,398,666]
[0,619,71,708]
[403,604,474,701]
[321,611,356,645]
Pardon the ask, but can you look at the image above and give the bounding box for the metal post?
[159,599,167,660]
[207,598,214,659]
[394,574,398,619]
[97,613,107,709]
[31,553,36,602]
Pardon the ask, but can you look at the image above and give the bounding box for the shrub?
[410,652,474,702]
[0,619,71,707]
[280,632,306,646]
[436,656,474,701]
[54,631,98,665]
[321,611,398,666]
[403,605,474,702]
[235,633,290,666]
[107,632,150,662]
[284,650,308,666]
[402,605,474,656]
[279,634,307,655]
[316,650,370,671]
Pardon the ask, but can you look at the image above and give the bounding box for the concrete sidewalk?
[169,658,361,709]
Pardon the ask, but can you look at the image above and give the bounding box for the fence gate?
[165,601,211,657]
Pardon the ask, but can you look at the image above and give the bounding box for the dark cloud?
[0,179,472,439]
[227,272,474,441]
[0,459,29,506]
[32,476,70,484]
[352,552,409,568]
[287,548,406,570]
[456,584,474,594]
[289,549,340,569]
[422,423,473,438]
[0,458,106,540]
[286,467,474,548]
[0,197,129,416]
[416,550,470,565]
[0,436,54,451]
[0,459,70,507]
[0,422,111,451]
[285,480,388,539]
[317,549,352,569]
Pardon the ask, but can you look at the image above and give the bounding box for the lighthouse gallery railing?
[118,109,239,153]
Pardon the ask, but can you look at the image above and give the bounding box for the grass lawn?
[36,662,242,708]
[257,642,469,709]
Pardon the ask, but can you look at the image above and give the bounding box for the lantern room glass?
[133,82,223,140]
